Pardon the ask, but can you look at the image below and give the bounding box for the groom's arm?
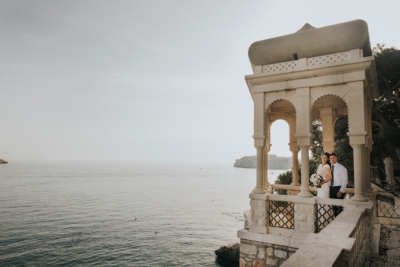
[339,165,348,193]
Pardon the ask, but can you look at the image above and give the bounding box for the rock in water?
[215,243,239,262]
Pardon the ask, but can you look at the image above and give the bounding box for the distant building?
[234,154,292,169]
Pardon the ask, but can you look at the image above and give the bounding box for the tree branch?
[372,121,384,129]
[378,74,392,90]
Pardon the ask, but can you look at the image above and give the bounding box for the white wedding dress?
[316,164,330,198]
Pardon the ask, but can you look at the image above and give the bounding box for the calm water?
[0,162,286,267]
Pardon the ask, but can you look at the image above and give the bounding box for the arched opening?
[265,100,298,187]
[311,95,351,181]
[269,119,291,184]
[311,95,348,153]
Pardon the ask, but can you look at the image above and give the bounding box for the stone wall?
[240,239,297,267]
[335,207,373,267]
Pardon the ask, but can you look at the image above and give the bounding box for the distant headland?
[234,154,292,169]
[0,159,8,164]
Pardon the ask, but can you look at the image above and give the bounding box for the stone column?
[367,143,373,192]
[367,101,373,194]
[289,143,300,186]
[253,145,265,194]
[351,143,368,202]
[363,146,368,196]
[298,145,312,197]
[294,87,312,197]
[263,145,273,193]
[361,146,366,195]
[320,107,336,153]
[252,93,266,194]
[346,82,368,202]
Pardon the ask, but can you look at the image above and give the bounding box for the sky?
[1,0,399,164]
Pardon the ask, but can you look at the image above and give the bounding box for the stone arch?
[311,94,348,153]
[265,91,297,114]
[262,99,300,189]
[311,94,348,119]
[267,99,296,122]
[266,99,296,143]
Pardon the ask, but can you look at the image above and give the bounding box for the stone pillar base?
[351,194,369,202]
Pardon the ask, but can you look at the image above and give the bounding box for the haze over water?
[0,162,286,266]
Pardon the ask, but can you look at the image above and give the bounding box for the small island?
[234,154,292,169]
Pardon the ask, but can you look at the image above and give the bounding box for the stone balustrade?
[281,202,373,267]
[252,49,362,75]
[239,188,377,267]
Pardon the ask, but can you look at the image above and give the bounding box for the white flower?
[309,174,323,187]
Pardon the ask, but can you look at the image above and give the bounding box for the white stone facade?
[239,20,379,267]
[247,48,378,199]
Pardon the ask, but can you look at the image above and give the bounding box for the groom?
[329,153,348,216]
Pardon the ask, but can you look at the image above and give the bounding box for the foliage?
[333,116,354,183]
[274,167,302,195]
[371,44,400,167]
[310,120,323,163]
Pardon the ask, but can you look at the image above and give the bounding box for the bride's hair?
[322,152,331,166]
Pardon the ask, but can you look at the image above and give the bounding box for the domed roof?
[248,20,372,66]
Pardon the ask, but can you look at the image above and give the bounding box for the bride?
[316,152,332,198]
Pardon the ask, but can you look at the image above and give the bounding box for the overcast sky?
[1,0,399,164]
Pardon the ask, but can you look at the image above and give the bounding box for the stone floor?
[368,225,400,267]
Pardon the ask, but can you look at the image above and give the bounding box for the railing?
[316,204,336,232]
[269,200,294,229]
[270,184,355,194]
[254,50,359,75]
[281,203,373,267]
[243,185,375,267]
[376,191,400,224]
[268,184,353,232]
[314,197,347,233]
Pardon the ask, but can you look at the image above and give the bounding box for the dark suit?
[329,163,348,216]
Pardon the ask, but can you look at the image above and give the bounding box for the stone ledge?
[267,194,316,204]
[238,229,306,249]
[249,193,268,200]
[238,229,263,242]
[280,242,342,267]
[319,221,357,238]
[306,233,355,250]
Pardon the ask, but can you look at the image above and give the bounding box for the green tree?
[371,44,400,167]
[274,168,300,195]
[310,119,323,175]
[333,116,354,183]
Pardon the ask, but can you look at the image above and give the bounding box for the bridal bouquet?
[310,174,323,187]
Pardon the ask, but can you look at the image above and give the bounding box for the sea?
[0,162,288,267]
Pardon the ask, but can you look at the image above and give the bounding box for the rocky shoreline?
[215,243,240,262]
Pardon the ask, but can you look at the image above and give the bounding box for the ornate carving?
[308,52,350,66]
